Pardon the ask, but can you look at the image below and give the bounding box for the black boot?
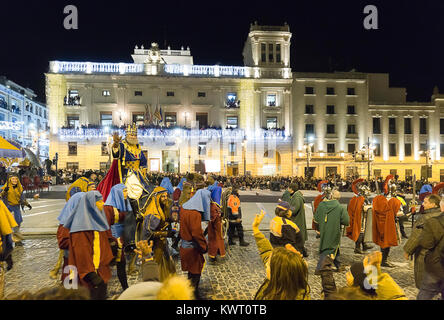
[354,233,364,254]
[5,255,13,271]
[381,247,394,267]
[228,238,236,246]
[362,242,374,251]
[188,273,203,300]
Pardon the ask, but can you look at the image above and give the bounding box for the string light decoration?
[0,121,23,131]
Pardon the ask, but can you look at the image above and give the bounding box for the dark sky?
[1,0,443,103]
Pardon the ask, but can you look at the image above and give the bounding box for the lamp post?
[242,137,247,175]
[184,112,189,127]
[304,142,313,179]
[420,140,434,182]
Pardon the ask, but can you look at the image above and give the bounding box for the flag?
[145,104,152,125]
[159,106,163,123]
[154,105,161,121]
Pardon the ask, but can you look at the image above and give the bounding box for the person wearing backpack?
[417,199,444,300]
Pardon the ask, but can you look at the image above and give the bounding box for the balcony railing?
[50,61,144,74]
[64,96,81,106]
[225,100,240,108]
[164,64,250,77]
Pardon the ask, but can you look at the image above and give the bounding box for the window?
[441,169,444,182]
[66,162,79,170]
[441,119,444,134]
[44,110,47,119]
[326,87,335,95]
[134,91,143,96]
[347,105,356,114]
[347,124,356,134]
[100,112,113,126]
[65,90,80,106]
[101,142,109,156]
[441,144,444,157]
[420,143,427,152]
[404,118,412,134]
[373,117,381,134]
[266,117,277,129]
[305,87,314,94]
[389,143,397,156]
[229,142,236,156]
[374,169,382,177]
[196,113,208,129]
[0,113,4,121]
[327,144,335,153]
[268,43,274,62]
[326,105,335,114]
[11,117,17,123]
[100,162,108,171]
[348,144,356,153]
[389,118,396,134]
[227,116,238,129]
[198,142,207,155]
[132,113,144,126]
[68,142,77,156]
[67,115,79,128]
[276,44,281,63]
[165,112,177,127]
[266,94,276,106]
[405,169,413,179]
[347,88,356,95]
[405,143,412,156]
[305,124,314,135]
[25,104,29,111]
[326,124,335,134]
[102,90,111,96]
[226,92,239,108]
[390,169,397,176]
[305,105,314,114]
[167,91,174,97]
[261,43,266,62]
[374,143,381,156]
[197,92,206,97]
[420,118,427,134]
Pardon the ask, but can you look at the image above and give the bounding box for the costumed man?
[63,191,114,300]
[160,177,174,197]
[98,124,154,252]
[173,177,186,202]
[282,183,308,257]
[53,192,85,281]
[0,174,32,245]
[179,173,206,206]
[66,172,96,201]
[312,180,330,239]
[418,184,433,214]
[384,175,410,240]
[207,185,226,264]
[372,175,399,267]
[103,184,133,291]
[0,200,18,298]
[50,181,96,279]
[227,189,249,246]
[346,178,374,254]
[179,189,210,299]
[141,186,176,282]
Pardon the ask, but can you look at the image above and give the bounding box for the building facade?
[46,23,444,181]
[0,76,49,162]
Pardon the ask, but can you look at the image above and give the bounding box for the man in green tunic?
[282,183,308,256]
[313,190,349,271]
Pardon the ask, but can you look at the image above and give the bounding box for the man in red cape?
[346,178,373,254]
[372,175,399,267]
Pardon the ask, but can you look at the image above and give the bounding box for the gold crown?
[126,123,138,135]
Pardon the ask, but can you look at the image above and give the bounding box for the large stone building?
[45,23,444,181]
[0,76,49,162]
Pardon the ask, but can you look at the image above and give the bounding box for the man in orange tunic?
[63,191,114,300]
[207,185,226,264]
[346,179,373,254]
[179,189,210,299]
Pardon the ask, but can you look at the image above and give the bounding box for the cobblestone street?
[4,228,419,300]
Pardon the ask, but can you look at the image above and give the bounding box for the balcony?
[0,100,9,110]
[295,152,353,161]
[64,96,81,106]
[224,99,240,109]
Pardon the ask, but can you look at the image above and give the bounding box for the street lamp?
[242,137,247,175]
[184,112,189,127]
[419,140,434,182]
[304,142,314,178]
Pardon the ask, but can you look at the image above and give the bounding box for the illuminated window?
[101,142,109,156]
[267,94,276,106]
[305,124,314,135]
[0,113,4,121]
[66,162,79,170]
[102,90,111,96]
[67,115,79,128]
[132,113,144,126]
[165,113,177,127]
[229,142,236,156]
[226,93,239,108]
[198,142,207,155]
[227,116,238,129]
[100,112,112,126]
[196,113,208,129]
[266,117,277,129]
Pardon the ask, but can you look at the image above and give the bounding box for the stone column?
[382,112,389,161]
[398,113,405,160]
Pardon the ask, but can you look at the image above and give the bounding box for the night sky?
[1,0,443,103]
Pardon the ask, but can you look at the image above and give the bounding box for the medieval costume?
[141,186,176,282]
[346,179,373,254]
[54,192,85,281]
[172,177,186,202]
[207,186,226,263]
[282,187,308,256]
[227,191,249,246]
[372,183,399,268]
[0,199,18,296]
[1,175,31,244]
[313,198,349,270]
[63,191,114,300]
[66,176,94,201]
[418,184,432,214]
[160,177,174,196]
[179,189,210,299]
[103,184,132,290]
